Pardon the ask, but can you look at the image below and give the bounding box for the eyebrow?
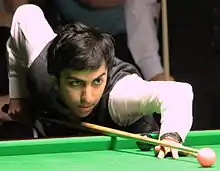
[66,72,106,82]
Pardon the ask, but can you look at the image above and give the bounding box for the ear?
[50,75,59,89]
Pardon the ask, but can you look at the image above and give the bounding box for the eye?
[68,80,82,86]
[93,78,103,85]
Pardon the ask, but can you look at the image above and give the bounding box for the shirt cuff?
[136,55,164,81]
[9,76,29,99]
[159,112,193,142]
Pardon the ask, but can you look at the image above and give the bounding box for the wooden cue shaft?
[39,118,198,156]
[81,122,199,155]
[183,151,197,157]
[161,0,170,80]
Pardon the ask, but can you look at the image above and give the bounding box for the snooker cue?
[39,118,198,156]
[161,0,170,80]
[81,122,198,156]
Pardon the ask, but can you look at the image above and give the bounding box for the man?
[5,4,193,159]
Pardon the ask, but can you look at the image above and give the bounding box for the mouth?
[78,105,92,108]
[78,105,93,111]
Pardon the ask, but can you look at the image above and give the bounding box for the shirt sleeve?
[7,37,29,99]
[124,0,163,80]
[108,74,193,142]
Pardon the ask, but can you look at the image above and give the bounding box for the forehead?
[61,63,107,81]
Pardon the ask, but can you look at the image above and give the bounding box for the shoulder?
[107,74,147,126]
[112,73,145,89]
[108,58,142,84]
[109,73,146,100]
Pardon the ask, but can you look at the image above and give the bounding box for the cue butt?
[161,0,170,80]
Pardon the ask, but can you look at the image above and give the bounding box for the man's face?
[59,62,108,118]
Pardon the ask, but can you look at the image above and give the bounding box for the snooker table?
[0,130,219,171]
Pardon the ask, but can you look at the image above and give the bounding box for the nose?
[81,86,93,104]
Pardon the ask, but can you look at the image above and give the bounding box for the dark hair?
[47,22,115,78]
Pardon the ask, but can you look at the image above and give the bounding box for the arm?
[125,0,171,81]
[7,4,56,114]
[6,36,30,115]
[108,74,193,142]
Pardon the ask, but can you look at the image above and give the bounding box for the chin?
[75,111,91,118]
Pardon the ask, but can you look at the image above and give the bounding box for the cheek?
[95,81,107,97]
[59,84,80,105]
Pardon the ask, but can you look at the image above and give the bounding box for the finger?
[15,108,21,113]
[8,110,11,115]
[157,146,169,159]
[8,110,17,115]
[154,145,161,156]
[3,115,13,121]
[7,106,12,114]
[8,108,20,115]
[158,146,170,159]
[0,113,13,121]
[171,148,179,159]
[155,145,161,152]
[157,149,165,159]
[8,109,13,115]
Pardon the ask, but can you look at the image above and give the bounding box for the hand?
[80,0,124,8]
[0,95,12,121]
[8,98,26,115]
[150,73,174,81]
[154,138,181,159]
[0,110,13,121]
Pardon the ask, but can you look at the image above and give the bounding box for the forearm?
[9,76,29,99]
[8,62,29,98]
[137,55,164,81]
[125,0,163,80]
[139,80,193,141]
[7,39,29,99]
[158,83,193,142]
